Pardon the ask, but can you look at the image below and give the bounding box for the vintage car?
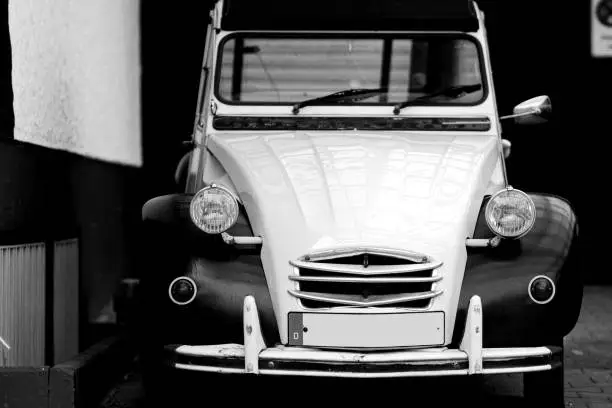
[138,0,583,406]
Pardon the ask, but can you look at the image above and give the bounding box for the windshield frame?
[212,31,490,109]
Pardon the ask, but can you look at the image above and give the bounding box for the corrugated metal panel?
[53,239,79,364]
[0,243,46,367]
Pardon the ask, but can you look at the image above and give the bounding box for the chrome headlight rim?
[189,184,240,235]
[485,187,536,239]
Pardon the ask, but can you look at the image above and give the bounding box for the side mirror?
[500,95,552,125]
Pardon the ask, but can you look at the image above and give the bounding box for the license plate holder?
[288,312,445,348]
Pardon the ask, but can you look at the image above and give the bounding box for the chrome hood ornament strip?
[300,246,431,264]
[288,289,444,307]
[289,259,443,275]
[289,275,443,284]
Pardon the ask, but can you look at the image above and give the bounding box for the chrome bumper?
[167,295,562,378]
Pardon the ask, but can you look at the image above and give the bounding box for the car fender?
[140,193,279,345]
[453,193,582,347]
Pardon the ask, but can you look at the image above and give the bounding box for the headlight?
[485,188,536,238]
[189,184,239,234]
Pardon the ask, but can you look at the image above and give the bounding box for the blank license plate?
[288,312,445,348]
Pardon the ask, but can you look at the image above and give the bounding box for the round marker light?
[528,275,555,305]
[169,277,197,306]
[189,185,239,234]
[485,188,536,238]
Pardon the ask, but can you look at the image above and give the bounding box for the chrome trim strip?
[256,369,469,378]
[175,344,555,362]
[176,344,244,358]
[289,260,443,275]
[176,364,246,375]
[481,365,553,375]
[440,120,491,126]
[174,364,470,377]
[174,363,553,378]
[287,289,444,307]
[260,365,554,377]
[289,275,443,284]
[300,246,430,263]
[465,236,501,248]
[482,347,554,359]
[260,348,465,363]
[221,232,263,245]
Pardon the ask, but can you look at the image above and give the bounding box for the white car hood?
[207,130,501,344]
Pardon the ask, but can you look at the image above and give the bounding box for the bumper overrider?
[164,295,562,378]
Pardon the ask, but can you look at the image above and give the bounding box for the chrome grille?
[288,247,443,309]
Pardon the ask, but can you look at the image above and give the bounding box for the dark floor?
[101,286,612,408]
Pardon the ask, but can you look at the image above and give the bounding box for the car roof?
[220,0,480,32]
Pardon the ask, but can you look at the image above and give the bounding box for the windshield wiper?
[292,88,388,115]
[393,84,483,115]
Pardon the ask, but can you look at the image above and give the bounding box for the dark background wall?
[139,2,212,198]
[0,0,608,357]
[478,0,609,282]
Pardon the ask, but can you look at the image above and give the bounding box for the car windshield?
[216,34,486,107]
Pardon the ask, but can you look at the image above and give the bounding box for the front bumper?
[166,295,562,378]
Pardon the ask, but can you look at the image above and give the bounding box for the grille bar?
[288,290,444,307]
[289,275,442,284]
[301,247,430,263]
[289,260,443,275]
[290,247,443,309]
